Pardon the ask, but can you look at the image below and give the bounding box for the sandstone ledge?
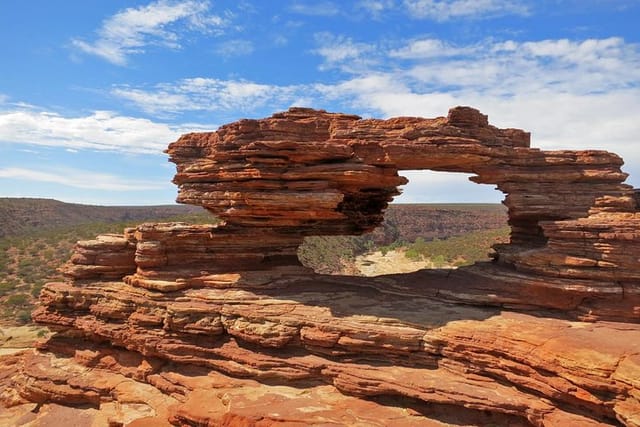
[21,273,640,426]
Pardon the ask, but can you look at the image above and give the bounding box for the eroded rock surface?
[2,107,639,426]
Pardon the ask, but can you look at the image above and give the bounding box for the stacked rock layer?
[154,106,639,319]
[2,107,639,426]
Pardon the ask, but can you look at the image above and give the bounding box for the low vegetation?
[297,236,369,274]
[299,226,510,274]
[0,210,212,326]
[400,226,510,267]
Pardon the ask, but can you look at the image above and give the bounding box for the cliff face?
[2,107,639,426]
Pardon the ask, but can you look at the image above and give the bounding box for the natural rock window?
[298,170,509,275]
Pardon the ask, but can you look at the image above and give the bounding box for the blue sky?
[1,0,639,205]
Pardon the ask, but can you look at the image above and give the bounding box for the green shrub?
[31,281,45,297]
[400,226,509,267]
[0,281,15,296]
[42,248,55,260]
[32,241,47,251]
[432,254,447,268]
[298,236,367,274]
[404,248,422,261]
[6,293,29,306]
[16,310,31,324]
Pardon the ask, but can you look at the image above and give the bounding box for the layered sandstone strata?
[167,107,634,246]
[4,285,639,426]
[2,106,638,426]
[129,106,639,320]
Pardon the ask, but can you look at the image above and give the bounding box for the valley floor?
[354,249,446,276]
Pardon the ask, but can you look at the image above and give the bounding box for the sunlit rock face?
[3,107,639,426]
[157,106,639,317]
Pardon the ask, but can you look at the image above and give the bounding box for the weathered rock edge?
[58,106,640,321]
[3,106,639,426]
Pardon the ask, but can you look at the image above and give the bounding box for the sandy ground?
[0,325,50,355]
[354,249,437,276]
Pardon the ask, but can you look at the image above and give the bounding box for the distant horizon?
[1,1,638,204]
[0,195,506,208]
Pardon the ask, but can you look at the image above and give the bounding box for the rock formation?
[1,106,639,426]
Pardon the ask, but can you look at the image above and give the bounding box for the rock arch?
[53,106,640,320]
[164,107,637,277]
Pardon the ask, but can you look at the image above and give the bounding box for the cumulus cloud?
[0,107,212,154]
[314,36,639,98]
[0,167,165,191]
[72,0,228,65]
[403,0,529,21]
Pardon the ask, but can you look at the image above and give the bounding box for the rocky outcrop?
[5,304,639,426]
[23,276,640,426]
[61,233,136,280]
[167,107,633,246]
[2,106,639,426]
[123,106,639,321]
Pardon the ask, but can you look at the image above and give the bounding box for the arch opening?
[298,171,510,276]
[393,170,502,205]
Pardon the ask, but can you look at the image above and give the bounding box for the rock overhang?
[164,106,638,284]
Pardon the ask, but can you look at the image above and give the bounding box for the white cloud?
[403,0,529,21]
[110,89,192,114]
[313,32,378,72]
[289,1,340,16]
[312,36,638,97]
[317,74,409,106]
[0,108,210,154]
[0,167,165,191]
[113,78,309,114]
[213,39,254,57]
[389,38,476,58]
[356,0,396,18]
[272,34,289,46]
[406,37,639,95]
[72,0,228,65]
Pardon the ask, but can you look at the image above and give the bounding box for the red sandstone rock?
[159,107,639,321]
[2,106,639,426]
[61,233,136,280]
[24,276,639,425]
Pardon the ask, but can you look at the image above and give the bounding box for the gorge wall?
[1,107,639,426]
